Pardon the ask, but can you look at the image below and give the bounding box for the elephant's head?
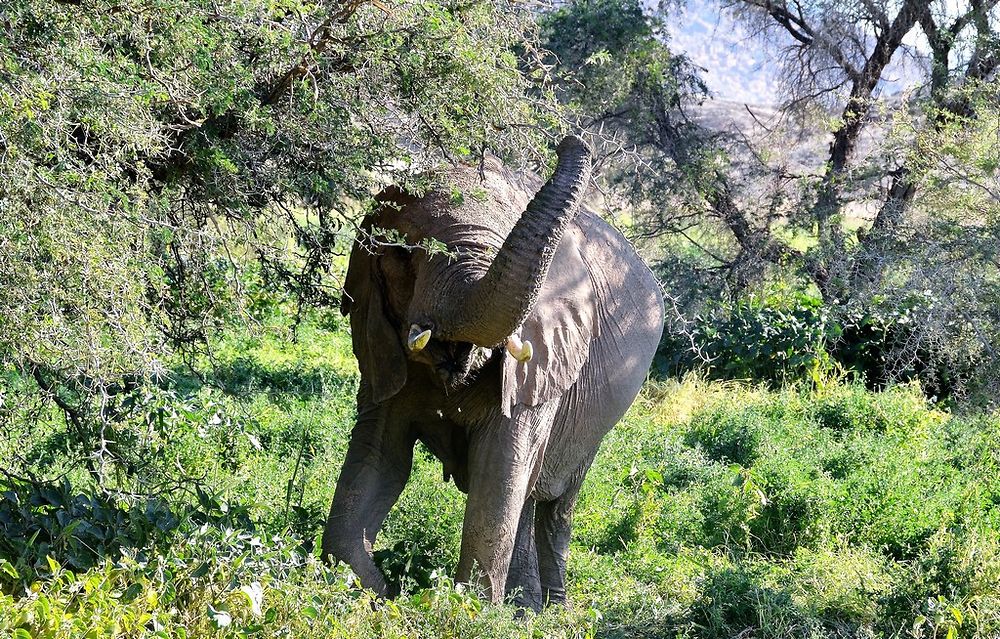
[341,136,593,404]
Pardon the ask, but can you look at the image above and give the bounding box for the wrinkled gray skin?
[322,136,664,610]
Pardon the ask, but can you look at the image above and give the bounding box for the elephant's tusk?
[408,325,432,352]
[506,335,533,363]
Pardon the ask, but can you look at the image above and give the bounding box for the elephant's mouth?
[432,343,495,390]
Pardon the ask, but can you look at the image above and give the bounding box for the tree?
[718,0,1000,303]
[719,0,1000,394]
[873,80,1000,400]
[542,0,1000,394]
[0,0,559,483]
[539,0,739,295]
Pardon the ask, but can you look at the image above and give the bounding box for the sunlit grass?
[3,313,1000,638]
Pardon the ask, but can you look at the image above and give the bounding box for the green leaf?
[35,595,51,621]
[0,559,18,579]
[950,606,964,625]
[191,562,210,579]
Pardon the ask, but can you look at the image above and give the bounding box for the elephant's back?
[533,209,664,502]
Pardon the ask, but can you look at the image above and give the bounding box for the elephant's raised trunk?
[449,135,592,346]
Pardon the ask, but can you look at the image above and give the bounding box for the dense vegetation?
[2,0,999,636]
[541,0,1000,400]
[4,308,1000,637]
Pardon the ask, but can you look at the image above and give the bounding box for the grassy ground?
[2,307,1000,638]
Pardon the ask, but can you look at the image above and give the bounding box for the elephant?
[321,135,664,610]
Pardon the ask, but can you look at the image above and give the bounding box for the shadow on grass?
[170,354,358,400]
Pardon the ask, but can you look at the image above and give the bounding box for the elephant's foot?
[535,476,585,609]
[457,403,556,605]
[321,515,392,597]
[511,588,543,613]
[542,586,567,607]
[456,555,507,604]
[322,404,416,599]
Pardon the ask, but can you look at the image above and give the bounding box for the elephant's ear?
[501,226,598,417]
[341,241,408,404]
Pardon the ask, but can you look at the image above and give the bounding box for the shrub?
[688,293,836,385]
[0,528,597,639]
[0,478,179,580]
[662,291,973,397]
[6,309,1000,638]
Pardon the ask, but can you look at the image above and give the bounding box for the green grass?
[3,309,1000,638]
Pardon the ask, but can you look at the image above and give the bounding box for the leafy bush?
[689,294,836,384]
[573,378,1000,637]
[5,309,1000,638]
[0,478,179,579]
[0,526,597,638]
[662,291,973,398]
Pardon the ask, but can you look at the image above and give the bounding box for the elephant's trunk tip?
[555,133,591,158]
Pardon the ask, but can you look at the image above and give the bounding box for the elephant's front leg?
[456,402,557,603]
[322,395,415,596]
[505,498,542,611]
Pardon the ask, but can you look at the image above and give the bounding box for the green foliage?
[4,308,1000,637]
[539,0,716,231]
[0,478,178,580]
[661,289,974,397]
[571,378,1000,637]
[542,1,1000,403]
[0,0,560,487]
[375,445,466,593]
[0,524,598,638]
[687,293,836,384]
[542,0,680,116]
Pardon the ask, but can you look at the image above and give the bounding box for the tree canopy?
[1,4,558,364]
[0,0,561,479]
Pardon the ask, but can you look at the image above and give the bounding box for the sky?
[665,1,780,105]
[666,0,932,107]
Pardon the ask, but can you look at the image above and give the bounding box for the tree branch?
[736,0,862,78]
